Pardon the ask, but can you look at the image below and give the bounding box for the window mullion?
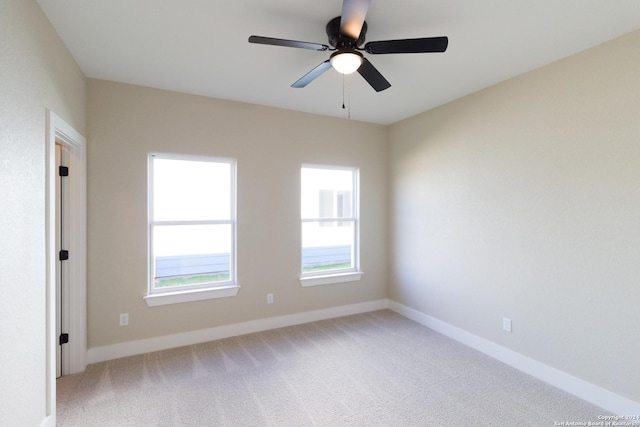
[152,219,231,226]
[301,217,355,222]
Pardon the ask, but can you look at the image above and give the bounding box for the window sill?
[299,271,363,287]
[144,284,240,307]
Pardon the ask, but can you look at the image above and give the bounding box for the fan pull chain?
[342,74,346,110]
[348,79,351,119]
[342,75,352,119]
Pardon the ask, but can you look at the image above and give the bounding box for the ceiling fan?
[248,0,448,92]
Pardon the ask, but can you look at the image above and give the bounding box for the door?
[46,109,87,421]
[55,143,69,378]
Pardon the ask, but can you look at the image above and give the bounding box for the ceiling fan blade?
[340,0,371,40]
[357,58,391,92]
[249,36,329,51]
[365,36,448,54]
[291,60,333,88]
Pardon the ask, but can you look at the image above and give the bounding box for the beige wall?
[0,0,86,425]
[86,79,388,348]
[389,30,640,403]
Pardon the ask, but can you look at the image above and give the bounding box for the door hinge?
[59,250,69,261]
[59,166,69,177]
[59,333,69,345]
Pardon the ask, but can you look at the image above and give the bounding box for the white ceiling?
[38,0,640,125]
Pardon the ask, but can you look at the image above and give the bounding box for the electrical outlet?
[267,293,274,304]
[503,318,512,333]
[120,313,129,326]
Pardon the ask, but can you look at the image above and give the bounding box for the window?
[145,154,238,306]
[300,165,362,286]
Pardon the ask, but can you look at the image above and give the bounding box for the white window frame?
[144,153,239,307]
[300,164,363,287]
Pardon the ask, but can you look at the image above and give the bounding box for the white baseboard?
[87,299,390,364]
[388,301,640,417]
[40,415,55,427]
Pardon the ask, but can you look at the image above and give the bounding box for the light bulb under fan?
[330,51,363,75]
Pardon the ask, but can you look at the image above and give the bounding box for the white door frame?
[45,109,87,422]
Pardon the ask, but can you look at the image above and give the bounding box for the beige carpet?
[57,310,608,426]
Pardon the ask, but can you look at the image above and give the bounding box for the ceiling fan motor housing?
[326,16,367,48]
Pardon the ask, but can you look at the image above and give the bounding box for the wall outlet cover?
[503,318,512,333]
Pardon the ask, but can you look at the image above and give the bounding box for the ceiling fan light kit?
[330,51,363,74]
[249,0,448,92]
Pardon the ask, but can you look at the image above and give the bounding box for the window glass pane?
[153,224,231,288]
[301,168,353,219]
[302,221,354,273]
[153,158,230,221]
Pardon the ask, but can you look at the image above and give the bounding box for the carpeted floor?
[57,310,609,426]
